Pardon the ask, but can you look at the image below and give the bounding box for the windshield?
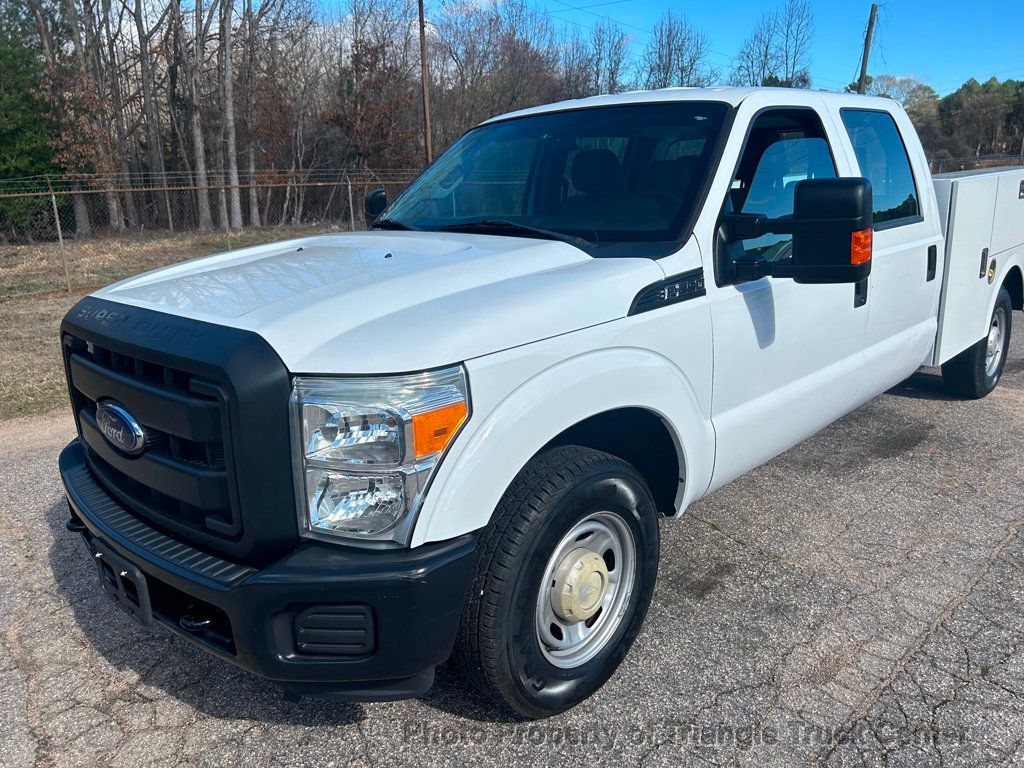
[381,101,731,257]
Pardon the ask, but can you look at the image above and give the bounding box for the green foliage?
[852,73,1024,160]
[0,0,58,239]
[937,77,1024,157]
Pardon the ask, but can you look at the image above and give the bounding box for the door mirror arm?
[721,211,873,242]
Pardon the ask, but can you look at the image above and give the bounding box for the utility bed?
[932,167,1024,365]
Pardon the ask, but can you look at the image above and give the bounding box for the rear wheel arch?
[1002,265,1023,311]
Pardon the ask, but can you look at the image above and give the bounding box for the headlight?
[291,366,469,545]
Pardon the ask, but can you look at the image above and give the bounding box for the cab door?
[827,104,945,392]
[701,97,869,492]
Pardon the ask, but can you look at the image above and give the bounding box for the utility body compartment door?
[932,168,1024,365]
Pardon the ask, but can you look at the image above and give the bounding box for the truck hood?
[95,231,665,373]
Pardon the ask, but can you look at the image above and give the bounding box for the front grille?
[62,297,297,563]
[64,335,242,543]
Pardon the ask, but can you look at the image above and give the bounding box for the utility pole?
[857,3,878,94]
[417,0,433,165]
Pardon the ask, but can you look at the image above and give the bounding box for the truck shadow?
[886,370,959,401]
[44,499,366,727]
[418,666,524,723]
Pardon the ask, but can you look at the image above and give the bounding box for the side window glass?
[730,115,837,262]
[840,110,920,226]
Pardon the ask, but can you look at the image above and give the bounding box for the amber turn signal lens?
[412,401,468,459]
[851,228,873,265]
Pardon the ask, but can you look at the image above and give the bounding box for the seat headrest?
[647,156,702,195]
[571,149,623,194]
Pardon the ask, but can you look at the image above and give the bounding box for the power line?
[530,0,647,51]
[928,65,1024,90]
[546,0,634,13]
[548,0,648,35]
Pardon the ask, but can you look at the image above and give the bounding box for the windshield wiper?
[370,218,419,231]
[439,219,591,247]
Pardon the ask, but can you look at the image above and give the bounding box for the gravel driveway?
[2,320,1023,768]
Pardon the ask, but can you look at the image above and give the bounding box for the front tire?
[452,445,660,718]
[942,287,1012,399]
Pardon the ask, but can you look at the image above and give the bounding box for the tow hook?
[179,614,214,632]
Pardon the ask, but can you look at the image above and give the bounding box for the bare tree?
[730,11,777,87]
[729,0,812,88]
[776,0,813,87]
[127,0,173,226]
[433,0,560,146]
[638,11,716,90]
[220,0,244,229]
[100,0,139,228]
[240,0,260,226]
[591,20,628,95]
[559,28,594,100]
[172,0,215,230]
[28,0,93,236]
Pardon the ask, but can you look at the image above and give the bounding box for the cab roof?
[482,86,902,125]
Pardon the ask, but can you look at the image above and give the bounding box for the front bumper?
[59,439,477,701]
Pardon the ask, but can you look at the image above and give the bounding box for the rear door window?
[840,109,920,227]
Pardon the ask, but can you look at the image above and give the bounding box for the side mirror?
[790,177,873,284]
[364,188,387,223]
[723,177,873,285]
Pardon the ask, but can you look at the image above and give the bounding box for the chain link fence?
[929,154,1024,174]
[0,170,419,299]
[4,156,1024,300]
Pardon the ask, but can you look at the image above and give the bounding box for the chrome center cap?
[549,547,609,622]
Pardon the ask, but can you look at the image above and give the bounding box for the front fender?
[410,346,715,546]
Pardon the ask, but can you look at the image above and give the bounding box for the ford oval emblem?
[95,400,146,455]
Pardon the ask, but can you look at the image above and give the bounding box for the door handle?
[980,247,989,278]
[927,245,937,281]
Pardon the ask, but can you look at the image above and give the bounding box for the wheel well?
[1003,266,1024,311]
[543,408,682,516]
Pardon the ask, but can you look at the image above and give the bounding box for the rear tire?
[452,445,660,719]
[942,287,1012,399]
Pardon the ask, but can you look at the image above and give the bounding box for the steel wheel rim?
[986,307,1006,378]
[534,511,637,669]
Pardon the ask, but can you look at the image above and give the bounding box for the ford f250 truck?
[59,87,1024,718]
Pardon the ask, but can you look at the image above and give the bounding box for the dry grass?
[0,291,81,420]
[0,226,338,419]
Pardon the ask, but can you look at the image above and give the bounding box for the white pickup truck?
[58,87,1024,718]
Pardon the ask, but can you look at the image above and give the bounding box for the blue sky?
[532,0,1024,94]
